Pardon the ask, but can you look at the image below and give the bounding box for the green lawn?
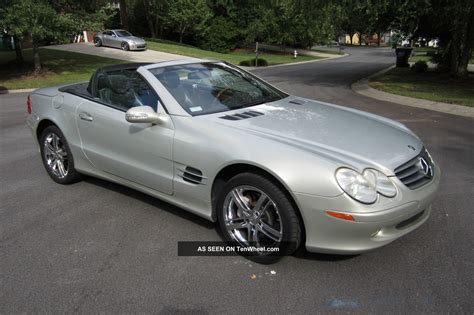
[369,68,474,107]
[0,49,126,90]
[146,38,323,65]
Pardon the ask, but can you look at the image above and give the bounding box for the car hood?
[203,97,423,175]
[124,36,145,43]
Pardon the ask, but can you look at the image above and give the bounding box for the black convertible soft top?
[58,63,150,97]
[86,63,151,94]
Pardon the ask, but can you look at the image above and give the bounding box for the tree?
[165,0,211,43]
[0,0,114,73]
[119,0,129,30]
[392,0,474,77]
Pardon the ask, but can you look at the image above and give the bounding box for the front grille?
[136,44,146,48]
[394,148,434,189]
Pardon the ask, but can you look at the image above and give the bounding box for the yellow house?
[345,34,360,45]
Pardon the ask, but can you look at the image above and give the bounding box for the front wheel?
[39,126,81,184]
[217,173,302,264]
[121,42,130,51]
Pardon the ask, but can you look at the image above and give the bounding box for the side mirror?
[125,106,161,124]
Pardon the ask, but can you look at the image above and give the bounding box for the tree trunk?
[119,0,129,30]
[449,5,473,78]
[349,32,353,45]
[33,39,41,73]
[143,0,156,37]
[358,33,362,46]
[179,29,185,43]
[377,32,381,46]
[13,36,23,63]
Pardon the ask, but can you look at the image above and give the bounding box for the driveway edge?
[351,66,474,118]
[0,88,36,95]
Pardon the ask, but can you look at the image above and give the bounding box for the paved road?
[1,47,473,313]
[46,42,183,62]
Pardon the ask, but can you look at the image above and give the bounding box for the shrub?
[239,58,269,67]
[411,60,428,73]
[197,16,238,53]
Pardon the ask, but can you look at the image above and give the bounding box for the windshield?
[115,30,132,37]
[149,62,287,116]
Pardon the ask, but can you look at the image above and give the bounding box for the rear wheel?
[39,126,81,184]
[121,42,130,51]
[217,172,301,264]
[94,38,102,47]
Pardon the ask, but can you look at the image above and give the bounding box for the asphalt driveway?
[1,47,473,313]
[46,42,183,63]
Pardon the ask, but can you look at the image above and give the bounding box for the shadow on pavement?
[83,176,215,230]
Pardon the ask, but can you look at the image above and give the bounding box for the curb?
[351,66,474,118]
[243,53,349,71]
[0,88,36,95]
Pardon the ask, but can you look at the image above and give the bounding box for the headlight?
[336,168,397,204]
[336,168,377,204]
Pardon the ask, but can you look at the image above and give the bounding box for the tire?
[217,172,301,264]
[39,126,81,185]
[121,42,130,51]
[94,38,102,47]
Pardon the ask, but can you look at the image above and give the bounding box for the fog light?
[325,211,355,221]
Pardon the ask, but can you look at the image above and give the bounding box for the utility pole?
[255,42,259,66]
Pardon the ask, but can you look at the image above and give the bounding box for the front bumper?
[295,164,441,254]
[129,43,147,51]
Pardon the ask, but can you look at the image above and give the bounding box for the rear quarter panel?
[29,89,88,170]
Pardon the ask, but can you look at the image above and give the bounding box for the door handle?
[79,112,93,122]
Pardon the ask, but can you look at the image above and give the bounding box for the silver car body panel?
[27,60,440,254]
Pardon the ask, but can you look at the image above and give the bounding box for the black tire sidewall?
[39,126,80,185]
[94,38,101,47]
[216,172,301,263]
[122,42,129,51]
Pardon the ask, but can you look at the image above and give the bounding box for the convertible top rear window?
[149,62,287,116]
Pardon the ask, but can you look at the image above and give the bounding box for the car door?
[102,31,111,46]
[76,68,174,194]
[109,31,121,48]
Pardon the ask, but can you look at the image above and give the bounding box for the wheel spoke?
[52,134,59,150]
[247,226,252,243]
[253,194,268,212]
[231,189,252,212]
[251,228,260,247]
[45,142,55,154]
[225,218,247,230]
[57,149,68,159]
[57,160,67,177]
[257,222,282,242]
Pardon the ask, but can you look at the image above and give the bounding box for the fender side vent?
[181,167,205,184]
[289,99,307,105]
[220,111,264,120]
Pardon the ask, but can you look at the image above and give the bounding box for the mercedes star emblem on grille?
[419,157,433,178]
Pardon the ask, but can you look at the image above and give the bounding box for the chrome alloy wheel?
[223,185,283,248]
[43,132,69,179]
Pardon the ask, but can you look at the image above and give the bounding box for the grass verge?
[146,38,323,65]
[369,68,474,107]
[0,49,126,90]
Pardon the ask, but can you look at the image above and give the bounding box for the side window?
[95,69,159,111]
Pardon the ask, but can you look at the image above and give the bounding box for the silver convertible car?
[27,59,440,263]
[93,29,146,51]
